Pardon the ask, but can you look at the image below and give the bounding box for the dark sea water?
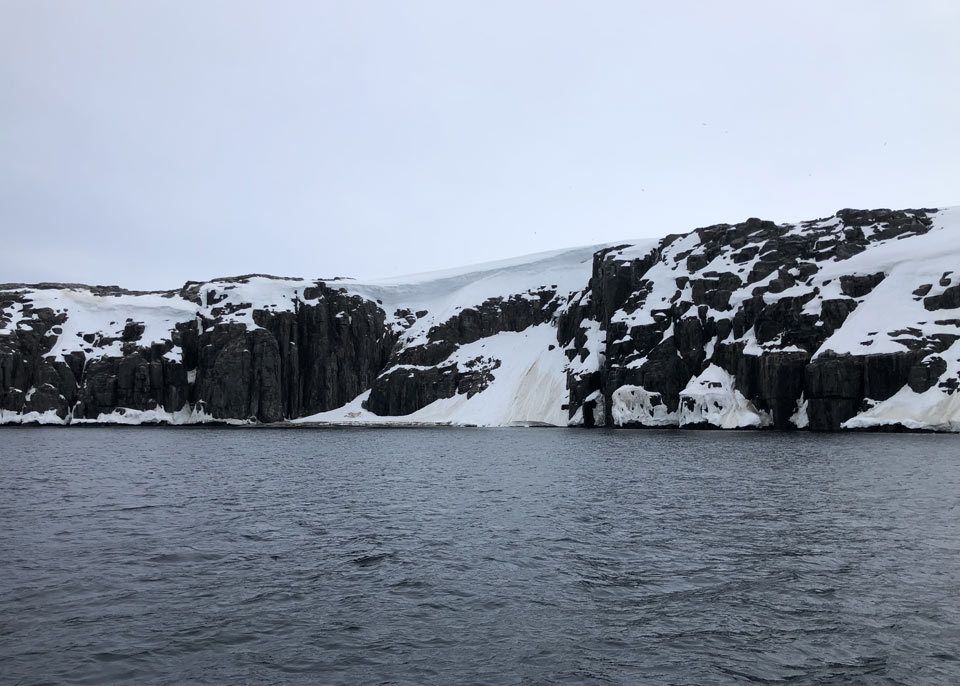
[1,428,959,685]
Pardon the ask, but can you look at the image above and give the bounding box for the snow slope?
[294,325,569,426]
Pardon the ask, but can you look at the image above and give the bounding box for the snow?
[605,239,661,263]
[797,207,960,358]
[340,243,608,344]
[0,409,64,425]
[0,301,25,335]
[610,234,701,329]
[843,385,960,432]
[0,403,251,426]
[843,338,960,432]
[70,405,250,426]
[736,327,805,356]
[294,325,569,427]
[610,385,678,426]
[565,319,604,375]
[196,277,314,329]
[790,396,809,429]
[566,389,606,427]
[15,288,197,361]
[678,365,772,429]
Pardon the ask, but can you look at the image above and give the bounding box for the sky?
[1,1,958,290]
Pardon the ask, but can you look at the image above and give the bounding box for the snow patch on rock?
[294,325,569,426]
[610,385,678,427]
[679,365,772,429]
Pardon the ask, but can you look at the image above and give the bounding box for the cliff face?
[559,208,958,431]
[3,206,959,430]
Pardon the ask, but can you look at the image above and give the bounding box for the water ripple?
[1,427,959,684]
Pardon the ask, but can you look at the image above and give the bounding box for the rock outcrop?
[558,207,959,431]
[3,206,959,431]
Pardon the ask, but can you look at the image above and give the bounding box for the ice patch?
[790,396,809,429]
[679,365,771,428]
[610,385,678,426]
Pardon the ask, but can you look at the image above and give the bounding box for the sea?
[2,427,959,684]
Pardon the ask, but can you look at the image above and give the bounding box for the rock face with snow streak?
[561,207,960,431]
[2,207,959,431]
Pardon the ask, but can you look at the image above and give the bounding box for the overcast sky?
[1,1,958,289]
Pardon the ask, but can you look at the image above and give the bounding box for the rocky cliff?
[3,206,959,431]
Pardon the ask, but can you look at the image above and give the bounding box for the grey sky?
[2,1,958,289]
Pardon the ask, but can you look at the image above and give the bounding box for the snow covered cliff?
[3,206,959,431]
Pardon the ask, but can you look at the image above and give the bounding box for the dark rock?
[820,299,859,332]
[121,321,145,343]
[424,290,558,349]
[908,356,947,393]
[804,352,918,430]
[924,284,960,311]
[840,272,885,298]
[365,358,499,416]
